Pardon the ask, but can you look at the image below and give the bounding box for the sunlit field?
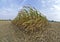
[1,0,60,42]
[0,6,60,42]
[0,21,60,42]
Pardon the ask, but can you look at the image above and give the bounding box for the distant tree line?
[0,19,11,21]
[48,20,57,22]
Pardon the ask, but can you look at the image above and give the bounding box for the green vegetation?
[12,6,49,34]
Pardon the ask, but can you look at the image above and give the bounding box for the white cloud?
[48,4,60,21]
[0,6,23,19]
[0,0,27,19]
[53,5,60,11]
[38,0,60,21]
[54,0,60,3]
[41,0,46,4]
[41,0,46,7]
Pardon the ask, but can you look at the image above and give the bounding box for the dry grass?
[0,21,60,42]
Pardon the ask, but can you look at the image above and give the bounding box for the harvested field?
[0,21,60,42]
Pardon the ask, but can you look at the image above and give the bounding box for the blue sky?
[0,0,60,21]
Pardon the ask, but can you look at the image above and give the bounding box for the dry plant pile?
[12,6,49,34]
[11,6,59,42]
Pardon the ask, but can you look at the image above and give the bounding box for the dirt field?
[0,21,60,42]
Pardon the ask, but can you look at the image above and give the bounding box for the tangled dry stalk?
[12,6,49,34]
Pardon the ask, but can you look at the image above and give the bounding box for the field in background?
[0,21,60,42]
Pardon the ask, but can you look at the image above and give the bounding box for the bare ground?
[0,21,60,42]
